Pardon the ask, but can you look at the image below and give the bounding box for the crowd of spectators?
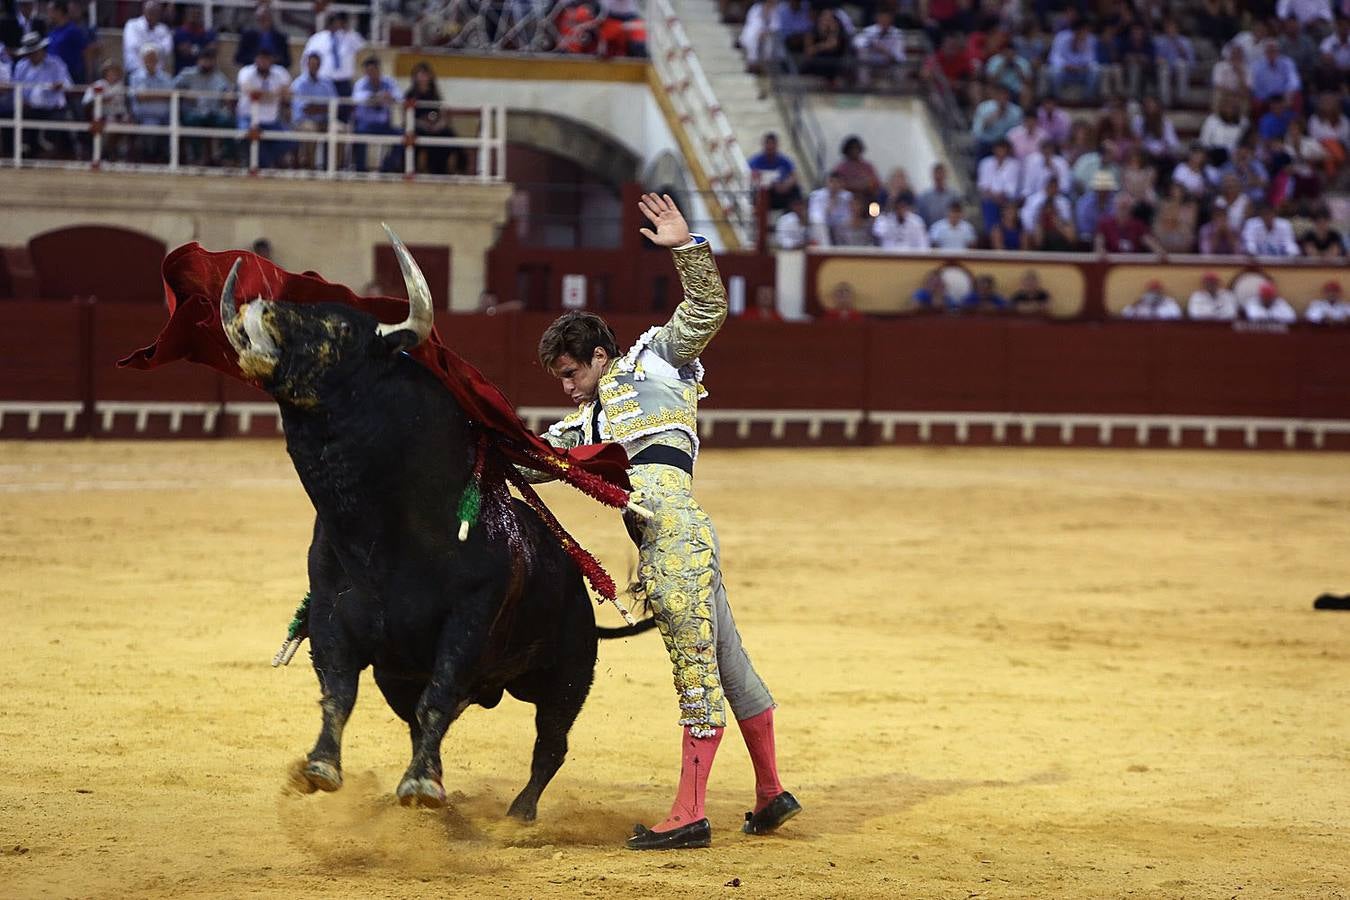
[750,0,1350,261]
[1,0,474,173]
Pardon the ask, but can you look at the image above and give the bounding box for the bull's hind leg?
[506,665,592,822]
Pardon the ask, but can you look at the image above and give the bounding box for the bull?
[218,230,647,817]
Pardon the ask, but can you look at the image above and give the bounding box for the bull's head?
[219,225,434,406]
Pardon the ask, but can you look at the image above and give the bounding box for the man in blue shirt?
[172,4,216,74]
[1257,93,1294,141]
[747,132,800,210]
[45,0,92,85]
[970,83,1022,158]
[352,55,400,173]
[129,44,172,161]
[290,51,336,169]
[776,0,813,53]
[1250,40,1301,104]
[13,31,72,157]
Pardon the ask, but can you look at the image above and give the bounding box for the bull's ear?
[378,328,421,353]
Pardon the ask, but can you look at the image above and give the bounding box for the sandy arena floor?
[1,442,1348,899]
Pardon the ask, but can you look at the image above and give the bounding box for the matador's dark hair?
[537,311,619,370]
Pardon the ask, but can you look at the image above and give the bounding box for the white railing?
[646,0,753,248]
[1,86,506,182]
[92,0,387,44]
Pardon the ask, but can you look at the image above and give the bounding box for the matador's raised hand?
[638,192,693,248]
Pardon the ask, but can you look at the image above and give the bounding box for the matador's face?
[550,348,611,406]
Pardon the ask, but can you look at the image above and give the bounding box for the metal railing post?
[169,91,180,170]
[13,88,23,166]
[496,104,506,180]
[248,98,260,173]
[326,95,338,174]
[477,104,488,183]
[203,0,214,31]
[403,98,415,178]
[91,86,103,168]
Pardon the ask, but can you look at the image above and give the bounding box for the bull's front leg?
[299,665,360,792]
[395,612,489,808]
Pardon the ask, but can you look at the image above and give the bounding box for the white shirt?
[1276,0,1332,23]
[122,16,173,75]
[236,63,292,124]
[853,24,905,63]
[1305,297,1350,323]
[1020,190,1071,233]
[1122,293,1183,320]
[775,210,806,249]
[738,2,780,64]
[1243,297,1298,322]
[872,210,930,250]
[928,218,977,250]
[301,27,368,82]
[1187,289,1239,320]
[1171,163,1207,197]
[1309,113,1350,145]
[977,155,1021,200]
[1241,216,1301,256]
[1217,194,1251,232]
[1320,32,1350,70]
[1199,114,1249,151]
[1018,152,1071,199]
[807,187,853,245]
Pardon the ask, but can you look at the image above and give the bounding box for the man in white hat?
[13,31,72,156]
[1075,168,1117,244]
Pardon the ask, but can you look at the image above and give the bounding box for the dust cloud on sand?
[1,441,1349,898]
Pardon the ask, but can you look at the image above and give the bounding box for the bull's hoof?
[506,796,538,822]
[396,776,446,808]
[302,759,343,793]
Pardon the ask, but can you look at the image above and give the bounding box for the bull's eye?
[336,321,352,338]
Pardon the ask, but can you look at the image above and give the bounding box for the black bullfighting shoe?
[742,791,802,835]
[625,819,713,850]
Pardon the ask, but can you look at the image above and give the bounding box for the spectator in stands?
[1048,21,1099,100]
[1075,168,1118,244]
[1269,118,1325,204]
[775,196,807,249]
[825,281,862,320]
[1005,108,1043,160]
[748,132,801,210]
[800,7,849,88]
[1095,21,1125,99]
[1119,148,1158,204]
[290,51,336,170]
[1133,96,1181,162]
[303,11,364,116]
[1096,98,1137,164]
[834,194,874,246]
[807,172,852,245]
[407,61,462,176]
[923,31,976,106]
[1227,21,1272,68]
[1277,0,1333,27]
[235,4,291,72]
[873,193,929,250]
[1199,93,1250,166]
[82,59,130,161]
[1308,92,1348,174]
[122,0,171,77]
[1153,183,1197,254]
[352,56,400,173]
[1020,174,1070,237]
[252,238,273,261]
[741,284,783,321]
[1009,270,1050,315]
[916,162,962,226]
[853,9,905,89]
[173,43,232,166]
[1213,173,1252,231]
[1069,132,1110,193]
[960,275,1007,314]
[1064,121,1095,167]
[13,31,71,158]
[928,200,976,250]
[989,201,1024,250]
[970,83,1022,158]
[1117,23,1156,101]
[556,1,602,55]
[1221,142,1269,202]
[1300,207,1345,257]
[1244,282,1297,322]
[0,49,12,151]
[1305,280,1347,323]
[1258,93,1295,141]
[1172,144,1209,198]
[831,135,881,202]
[1251,40,1302,108]
[1211,46,1252,108]
[880,167,913,209]
[1036,97,1070,146]
[1153,18,1193,108]
[739,0,781,73]
[1096,196,1165,254]
[236,44,290,169]
[1020,138,1071,201]
[129,45,171,162]
[1195,0,1241,47]
[1318,18,1350,78]
[977,138,1020,231]
[1277,16,1320,75]
[172,4,214,75]
[1198,209,1241,254]
[45,0,91,85]
[1242,202,1301,256]
[1187,272,1239,320]
[984,43,1032,103]
[1122,281,1182,320]
[911,270,954,312]
[776,0,813,55]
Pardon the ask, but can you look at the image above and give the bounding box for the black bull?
[219,233,650,817]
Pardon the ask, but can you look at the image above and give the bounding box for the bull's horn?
[376,224,434,346]
[219,259,249,356]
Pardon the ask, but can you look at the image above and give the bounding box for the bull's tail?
[597,617,658,639]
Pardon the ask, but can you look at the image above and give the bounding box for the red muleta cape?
[118,243,630,600]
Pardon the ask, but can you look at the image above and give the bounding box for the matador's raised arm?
[641,236,728,368]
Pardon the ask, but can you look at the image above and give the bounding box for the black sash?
[629,444,695,475]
